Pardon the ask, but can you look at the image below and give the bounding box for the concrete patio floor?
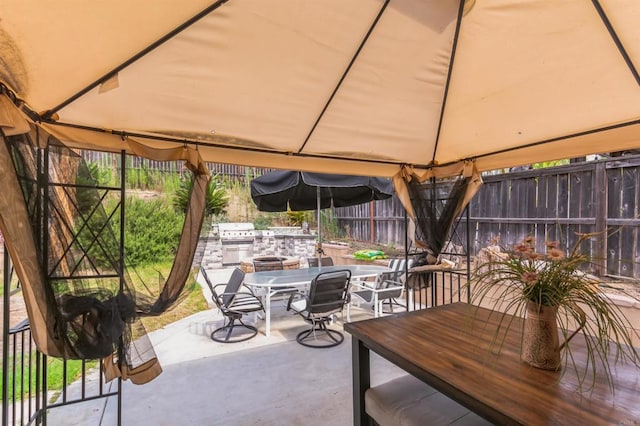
[47,268,408,425]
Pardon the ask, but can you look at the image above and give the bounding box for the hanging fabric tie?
[393,162,482,263]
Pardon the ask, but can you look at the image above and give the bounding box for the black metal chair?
[307,256,334,267]
[252,258,284,272]
[201,267,264,343]
[253,257,299,301]
[286,269,351,348]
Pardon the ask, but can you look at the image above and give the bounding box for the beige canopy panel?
[1,0,639,177]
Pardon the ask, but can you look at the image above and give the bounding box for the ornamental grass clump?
[471,233,640,391]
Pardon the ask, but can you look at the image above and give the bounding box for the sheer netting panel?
[42,141,136,359]
[1,131,65,356]
[7,132,39,222]
[47,142,122,279]
[407,176,470,263]
[3,132,209,381]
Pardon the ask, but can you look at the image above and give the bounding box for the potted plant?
[470,233,640,391]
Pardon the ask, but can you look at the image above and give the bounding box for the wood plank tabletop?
[345,303,640,425]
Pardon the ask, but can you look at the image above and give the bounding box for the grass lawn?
[0,355,99,401]
[0,270,20,297]
[133,262,209,333]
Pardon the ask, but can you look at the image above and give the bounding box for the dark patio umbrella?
[250,171,393,254]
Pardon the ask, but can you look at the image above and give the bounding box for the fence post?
[594,161,607,276]
[369,202,374,243]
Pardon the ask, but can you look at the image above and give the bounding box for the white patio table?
[244,264,390,337]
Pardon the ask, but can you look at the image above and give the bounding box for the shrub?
[172,174,228,217]
[123,197,184,266]
[286,210,309,226]
[86,197,185,268]
[253,215,273,230]
[86,162,114,186]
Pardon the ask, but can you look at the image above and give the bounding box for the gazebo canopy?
[1,0,639,177]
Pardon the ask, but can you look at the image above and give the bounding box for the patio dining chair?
[307,256,334,267]
[286,269,351,348]
[201,267,264,343]
[253,257,298,301]
[348,258,412,321]
[382,258,414,311]
[252,258,284,272]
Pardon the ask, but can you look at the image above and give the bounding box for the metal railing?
[4,321,120,426]
[2,250,120,426]
[5,321,38,426]
[407,269,469,312]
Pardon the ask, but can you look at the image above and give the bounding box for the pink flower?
[547,248,565,261]
[514,243,531,254]
[523,251,543,261]
[521,271,539,284]
[546,240,559,249]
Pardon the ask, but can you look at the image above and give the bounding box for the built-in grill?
[218,222,255,266]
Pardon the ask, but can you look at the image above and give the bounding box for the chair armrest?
[240,284,260,297]
[373,279,404,293]
[350,281,375,291]
[380,279,404,287]
[286,291,308,312]
[375,287,403,299]
[213,283,228,292]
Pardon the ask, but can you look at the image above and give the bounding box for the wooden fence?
[81,151,271,182]
[335,196,407,246]
[336,156,640,279]
[466,157,640,278]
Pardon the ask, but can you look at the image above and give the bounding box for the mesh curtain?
[394,163,482,264]
[0,122,209,384]
[408,177,470,263]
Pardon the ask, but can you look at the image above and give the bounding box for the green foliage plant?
[532,159,570,169]
[86,162,114,186]
[162,173,182,195]
[124,197,184,266]
[78,196,183,269]
[470,233,640,392]
[172,173,229,217]
[321,209,342,241]
[286,209,309,226]
[253,215,273,230]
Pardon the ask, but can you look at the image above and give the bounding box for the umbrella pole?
[316,186,323,258]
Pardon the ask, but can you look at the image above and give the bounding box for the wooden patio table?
[345,302,640,425]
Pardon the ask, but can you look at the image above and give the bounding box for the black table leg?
[352,336,370,426]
